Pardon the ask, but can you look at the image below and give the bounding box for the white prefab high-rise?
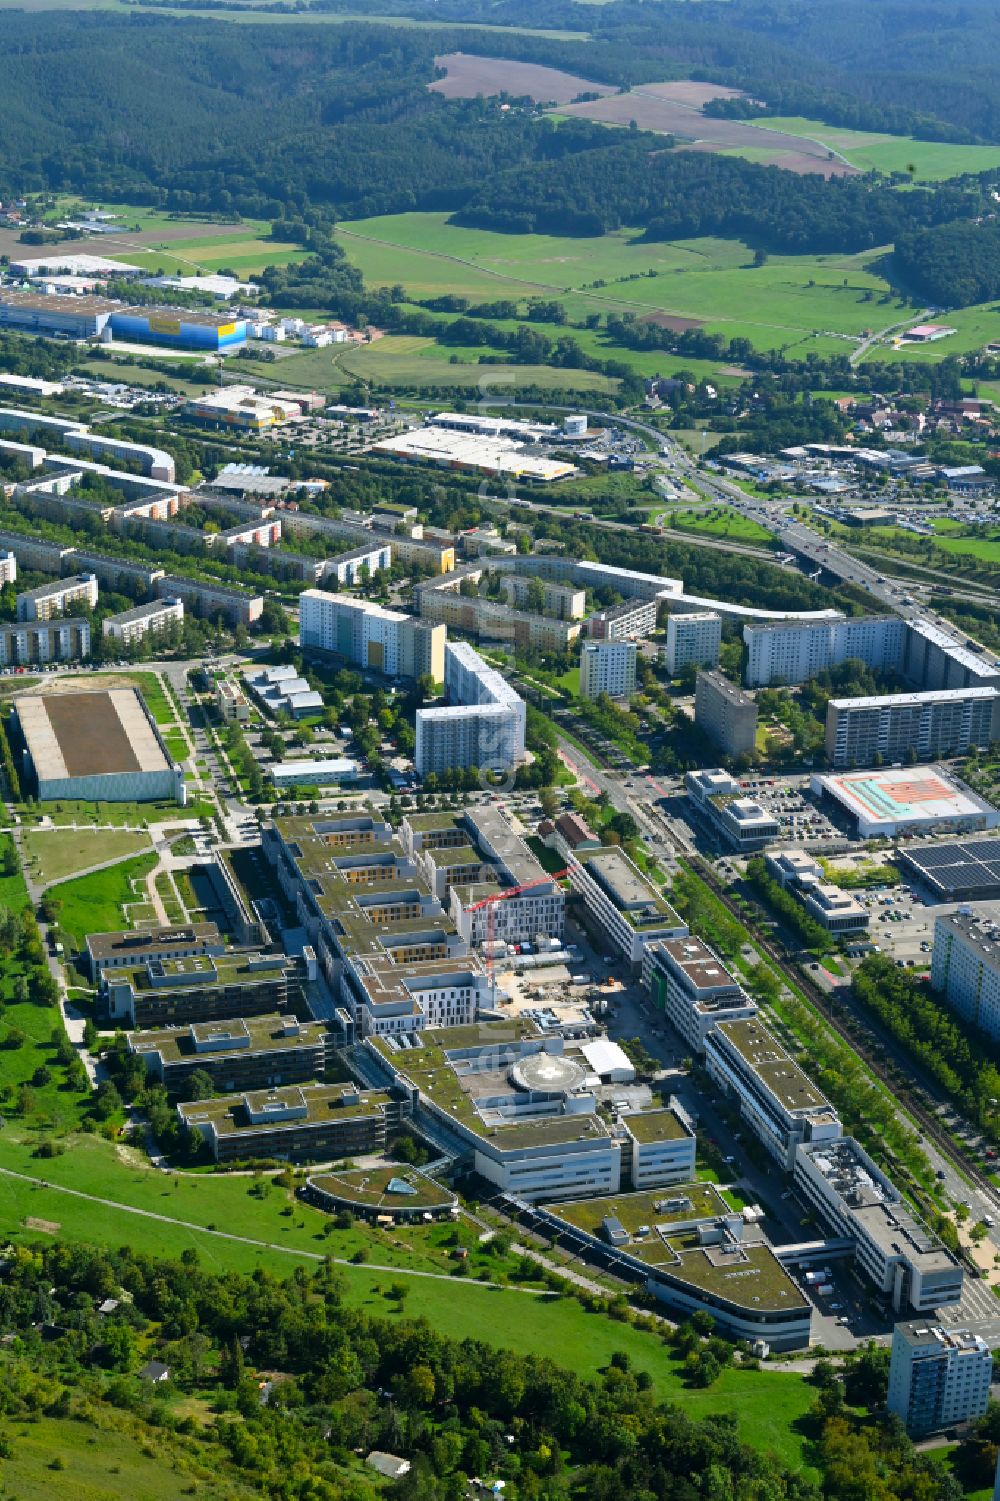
[887,1324,992,1436]
[298,590,445,683]
[743,614,905,688]
[579,640,637,701]
[663,612,721,676]
[415,641,525,777]
[931,903,1000,1041]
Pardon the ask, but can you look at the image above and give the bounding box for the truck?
[815,1283,834,1297]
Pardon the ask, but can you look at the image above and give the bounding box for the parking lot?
[729,776,845,847]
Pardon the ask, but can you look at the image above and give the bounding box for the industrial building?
[663,611,722,676]
[811,765,1000,840]
[10,253,141,278]
[0,617,90,667]
[372,426,578,483]
[931,903,1000,1042]
[270,758,362,790]
[185,387,304,430]
[564,845,687,966]
[824,687,1000,768]
[299,591,445,682]
[579,640,637,701]
[887,1324,991,1436]
[415,641,526,777]
[0,292,247,351]
[794,1138,964,1314]
[694,671,758,758]
[14,688,184,806]
[642,936,758,1055]
[102,597,183,646]
[107,307,248,352]
[0,290,119,340]
[704,1016,842,1171]
[16,572,97,622]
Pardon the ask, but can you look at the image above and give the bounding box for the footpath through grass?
[47,852,158,951]
[23,826,151,886]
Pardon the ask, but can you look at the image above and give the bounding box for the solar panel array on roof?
[898,837,1000,900]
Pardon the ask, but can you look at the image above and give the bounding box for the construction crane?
[468,869,570,994]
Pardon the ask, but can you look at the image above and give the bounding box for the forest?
[0,1237,985,1501]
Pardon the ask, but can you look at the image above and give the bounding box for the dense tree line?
[894,220,1000,307]
[853,954,1000,1145]
[745,856,834,954]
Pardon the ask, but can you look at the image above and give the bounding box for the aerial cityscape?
[4,2,1000,1497]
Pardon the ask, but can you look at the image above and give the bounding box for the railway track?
[688,855,1000,1209]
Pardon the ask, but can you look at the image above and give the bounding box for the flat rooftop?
[575,847,682,927]
[713,1017,835,1117]
[115,950,295,994]
[128,1013,328,1062]
[179,1081,394,1137]
[88,922,221,961]
[657,937,742,995]
[308,1166,455,1210]
[815,765,995,831]
[16,688,170,780]
[621,1107,689,1143]
[898,836,1000,899]
[0,289,121,315]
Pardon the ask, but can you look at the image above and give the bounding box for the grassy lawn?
[46,852,158,951]
[0,1130,814,1467]
[23,827,151,886]
[667,505,774,544]
[0,833,29,911]
[18,799,203,828]
[0,1408,260,1501]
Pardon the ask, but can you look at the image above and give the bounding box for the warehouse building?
[103,597,183,646]
[185,387,303,430]
[898,836,1000,902]
[108,307,248,352]
[811,765,1000,840]
[0,290,118,339]
[14,688,184,806]
[299,592,445,682]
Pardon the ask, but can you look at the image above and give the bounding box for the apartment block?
[579,640,637,701]
[102,597,183,645]
[795,1138,964,1314]
[642,937,758,1055]
[415,641,525,777]
[299,590,445,682]
[704,1016,842,1170]
[17,572,97,622]
[0,616,90,666]
[887,1324,990,1436]
[418,578,582,652]
[155,574,263,626]
[663,611,721,676]
[743,614,905,688]
[931,903,1000,1041]
[587,597,659,641]
[695,670,758,758]
[824,687,1000,767]
[216,680,250,723]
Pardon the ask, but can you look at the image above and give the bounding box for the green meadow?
[744,116,1000,181]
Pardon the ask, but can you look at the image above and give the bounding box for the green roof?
[621,1108,689,1143]
[308,1166,455,1210]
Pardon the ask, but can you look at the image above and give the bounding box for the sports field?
[339,212,911,358]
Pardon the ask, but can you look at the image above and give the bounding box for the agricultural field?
[22,827,151,887]
[429,51,613,103]
[743,116,1000,181]
[339,212,915,359]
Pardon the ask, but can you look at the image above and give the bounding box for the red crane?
[467,868,570,993]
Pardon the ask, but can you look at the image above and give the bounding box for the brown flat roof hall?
[16,689,170,780]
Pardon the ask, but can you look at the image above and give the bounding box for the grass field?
[0,1129,815,1467]
[667,505,774,544]
[46,852,159,951]
[22,827,151,886]
[745,116,1000,181]
[338,213,917,360]
[240,334,620,394]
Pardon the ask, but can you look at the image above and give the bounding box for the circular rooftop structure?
[510,1052,586,1097]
